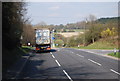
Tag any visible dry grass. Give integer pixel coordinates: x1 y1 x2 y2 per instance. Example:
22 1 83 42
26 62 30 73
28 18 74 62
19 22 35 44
58 32 84 37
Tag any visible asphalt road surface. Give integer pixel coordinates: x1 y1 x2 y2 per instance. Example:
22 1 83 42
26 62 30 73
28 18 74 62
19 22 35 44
17 48 120 80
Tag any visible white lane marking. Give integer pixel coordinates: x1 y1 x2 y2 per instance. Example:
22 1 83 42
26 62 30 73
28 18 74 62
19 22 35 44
55 60 61 66
78 49 98 54
88 59 102 66
110 69 120 75
63 70 73 81
86 51 96 54
78 49 100 55
52 54 55 58
76 54 84 58
102 50 113 51
50 52 52 54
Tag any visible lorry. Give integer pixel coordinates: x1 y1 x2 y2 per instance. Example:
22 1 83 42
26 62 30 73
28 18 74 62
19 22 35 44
35 29 51 52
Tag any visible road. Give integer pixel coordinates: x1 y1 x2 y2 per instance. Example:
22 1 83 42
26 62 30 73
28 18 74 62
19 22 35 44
17 48 120 80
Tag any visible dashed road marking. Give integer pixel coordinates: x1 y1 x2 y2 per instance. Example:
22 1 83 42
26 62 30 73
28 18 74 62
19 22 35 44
110 69 120 75
55 60 61 66
52 54 55 58
76 54 84 58
63 70 73 81
88 59 102 66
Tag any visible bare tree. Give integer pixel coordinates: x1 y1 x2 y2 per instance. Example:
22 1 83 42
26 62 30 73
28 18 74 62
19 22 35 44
22 23 35 45
85 15 97 43
88 14 97 23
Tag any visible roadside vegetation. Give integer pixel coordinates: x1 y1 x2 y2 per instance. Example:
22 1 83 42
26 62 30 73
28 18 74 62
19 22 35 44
70 38 118 49
32 15 118 50
108 52 120 58
3 47 31 71
2 2 31 72
53 15 118 50
21 46 34 53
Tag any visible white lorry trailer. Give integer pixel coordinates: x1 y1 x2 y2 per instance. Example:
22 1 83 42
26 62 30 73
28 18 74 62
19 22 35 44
35 29 51 52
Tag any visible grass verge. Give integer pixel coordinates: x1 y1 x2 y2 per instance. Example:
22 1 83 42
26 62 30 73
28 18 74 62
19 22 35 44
21 46 34 53
3 46 32 73
70 39 118 50
108 52 120 58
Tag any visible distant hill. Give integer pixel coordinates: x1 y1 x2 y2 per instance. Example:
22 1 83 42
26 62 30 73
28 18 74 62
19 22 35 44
97 17 118 24
33 17 118 31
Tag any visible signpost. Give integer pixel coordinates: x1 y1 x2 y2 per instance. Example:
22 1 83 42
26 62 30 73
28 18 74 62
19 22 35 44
51 29 55 47
114 48 117 55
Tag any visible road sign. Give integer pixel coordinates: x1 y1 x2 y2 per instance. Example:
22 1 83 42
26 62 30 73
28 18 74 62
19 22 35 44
52 37 55 40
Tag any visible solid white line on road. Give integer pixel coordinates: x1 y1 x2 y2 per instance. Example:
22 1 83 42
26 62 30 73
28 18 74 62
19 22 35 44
76 54 84 58
102 50 113 51
78 49 98 54
88 59 102 66
63 70 73 81
50 52 52 55
52 54 55 58
86 51 96 54
55 60 61 66
110 69 120 75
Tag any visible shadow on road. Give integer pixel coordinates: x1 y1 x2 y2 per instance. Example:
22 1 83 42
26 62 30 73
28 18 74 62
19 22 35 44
2 55 30 79
17 56 64 79
18 59 45 79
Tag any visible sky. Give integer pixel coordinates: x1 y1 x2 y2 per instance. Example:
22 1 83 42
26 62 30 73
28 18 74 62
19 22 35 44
26 2 118 25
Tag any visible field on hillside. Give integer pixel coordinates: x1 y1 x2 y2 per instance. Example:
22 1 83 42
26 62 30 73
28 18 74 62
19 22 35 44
65 29 85 32
58 32 84 37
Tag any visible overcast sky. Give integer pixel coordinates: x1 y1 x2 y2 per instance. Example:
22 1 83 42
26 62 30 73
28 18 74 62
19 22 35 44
26 2 118 25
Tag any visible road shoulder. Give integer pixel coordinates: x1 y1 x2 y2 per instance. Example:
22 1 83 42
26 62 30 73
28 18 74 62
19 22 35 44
102 54 120 61
77 49 120 61
3 52 31 79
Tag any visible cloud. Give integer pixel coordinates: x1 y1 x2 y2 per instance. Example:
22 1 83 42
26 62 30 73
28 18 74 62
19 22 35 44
49 6 60 10
48 13 59 17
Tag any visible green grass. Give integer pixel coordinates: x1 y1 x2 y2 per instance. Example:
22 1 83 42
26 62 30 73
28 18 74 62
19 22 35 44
108 52 120 58
22 46 34 53
85 41 117 49
70 40 118 50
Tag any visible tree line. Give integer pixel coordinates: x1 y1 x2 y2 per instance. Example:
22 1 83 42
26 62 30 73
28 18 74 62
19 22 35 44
2 2 34 72
30 15 118 47
65 15 118 47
